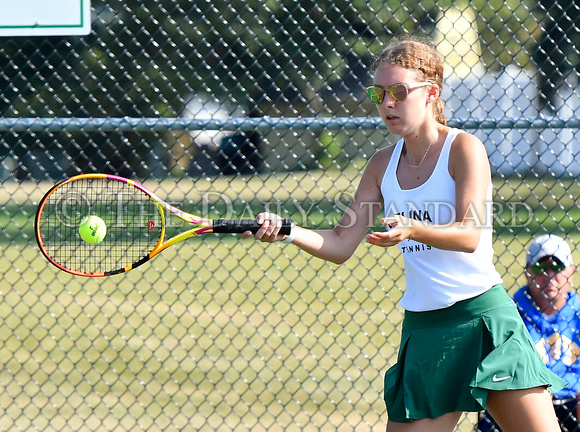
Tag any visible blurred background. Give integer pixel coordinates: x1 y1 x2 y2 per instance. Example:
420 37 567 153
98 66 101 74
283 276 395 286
0 0 579 431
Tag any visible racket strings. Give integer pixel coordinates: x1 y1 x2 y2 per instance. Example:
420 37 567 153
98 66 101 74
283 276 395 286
38 178 162 275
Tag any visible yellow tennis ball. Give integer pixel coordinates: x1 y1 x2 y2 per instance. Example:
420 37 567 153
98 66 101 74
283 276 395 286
79 215 107 243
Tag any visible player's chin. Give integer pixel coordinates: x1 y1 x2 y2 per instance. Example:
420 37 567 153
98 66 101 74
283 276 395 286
382 122 407 136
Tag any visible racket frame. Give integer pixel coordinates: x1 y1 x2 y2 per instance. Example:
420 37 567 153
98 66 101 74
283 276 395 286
35 173 291 277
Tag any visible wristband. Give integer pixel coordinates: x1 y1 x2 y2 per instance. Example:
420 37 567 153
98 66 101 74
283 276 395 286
282 225 296 243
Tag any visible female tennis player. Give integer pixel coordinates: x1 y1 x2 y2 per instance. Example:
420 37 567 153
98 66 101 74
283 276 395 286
244 35 564 432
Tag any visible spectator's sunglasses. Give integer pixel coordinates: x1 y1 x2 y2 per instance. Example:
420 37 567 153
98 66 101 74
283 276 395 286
530 258 566 275
367 82 432 104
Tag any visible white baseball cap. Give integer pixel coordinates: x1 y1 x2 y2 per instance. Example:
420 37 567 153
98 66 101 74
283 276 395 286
526 234 573 268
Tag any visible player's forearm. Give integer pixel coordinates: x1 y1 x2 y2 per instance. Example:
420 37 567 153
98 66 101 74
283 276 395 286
288 226 360 264
410 222 482 253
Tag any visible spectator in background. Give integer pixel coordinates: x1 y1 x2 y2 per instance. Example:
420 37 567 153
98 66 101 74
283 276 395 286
478 234 580 432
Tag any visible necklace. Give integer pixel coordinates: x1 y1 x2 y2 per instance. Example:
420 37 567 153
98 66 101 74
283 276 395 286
408 134 436 168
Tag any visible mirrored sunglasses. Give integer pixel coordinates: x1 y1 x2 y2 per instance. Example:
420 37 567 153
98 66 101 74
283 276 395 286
530 259 566 275
367 82 432 104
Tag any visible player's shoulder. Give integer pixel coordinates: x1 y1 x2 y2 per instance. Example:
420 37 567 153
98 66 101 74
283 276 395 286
369 142 397 165
365 143 397 178
450 129 487 155
448 129 490 178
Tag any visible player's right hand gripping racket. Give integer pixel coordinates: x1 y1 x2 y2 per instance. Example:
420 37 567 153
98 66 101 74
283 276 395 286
35 173 292 277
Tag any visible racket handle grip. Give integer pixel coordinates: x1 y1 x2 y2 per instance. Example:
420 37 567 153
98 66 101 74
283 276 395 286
213 218 293 235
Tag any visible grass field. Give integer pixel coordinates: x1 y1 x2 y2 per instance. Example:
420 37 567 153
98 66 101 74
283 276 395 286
0 171 578 431
1 239 402 431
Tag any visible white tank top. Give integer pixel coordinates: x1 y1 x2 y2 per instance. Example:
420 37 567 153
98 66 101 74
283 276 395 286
380 129 503 311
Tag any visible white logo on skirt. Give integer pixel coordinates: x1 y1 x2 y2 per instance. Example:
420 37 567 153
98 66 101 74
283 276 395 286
492 374 512 382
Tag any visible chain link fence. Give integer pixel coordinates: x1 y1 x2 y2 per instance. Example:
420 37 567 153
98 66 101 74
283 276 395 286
1 0 579 431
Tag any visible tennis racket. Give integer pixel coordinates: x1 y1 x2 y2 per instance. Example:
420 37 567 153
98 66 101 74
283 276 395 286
35 173 292 277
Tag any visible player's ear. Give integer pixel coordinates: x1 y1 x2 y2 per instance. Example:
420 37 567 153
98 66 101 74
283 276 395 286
427 83 440 102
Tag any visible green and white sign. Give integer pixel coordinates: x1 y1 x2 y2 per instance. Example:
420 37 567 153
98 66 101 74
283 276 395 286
0 0 90 36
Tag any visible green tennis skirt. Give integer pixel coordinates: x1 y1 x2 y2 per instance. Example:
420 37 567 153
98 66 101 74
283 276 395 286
384 284 566 423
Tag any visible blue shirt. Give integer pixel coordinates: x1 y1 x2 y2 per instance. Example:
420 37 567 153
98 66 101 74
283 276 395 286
513 287 580 399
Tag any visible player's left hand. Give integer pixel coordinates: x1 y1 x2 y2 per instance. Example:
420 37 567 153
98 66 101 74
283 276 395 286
366 214 415 247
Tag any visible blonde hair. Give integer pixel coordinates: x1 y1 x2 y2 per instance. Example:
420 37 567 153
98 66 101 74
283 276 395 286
372 35 446 125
